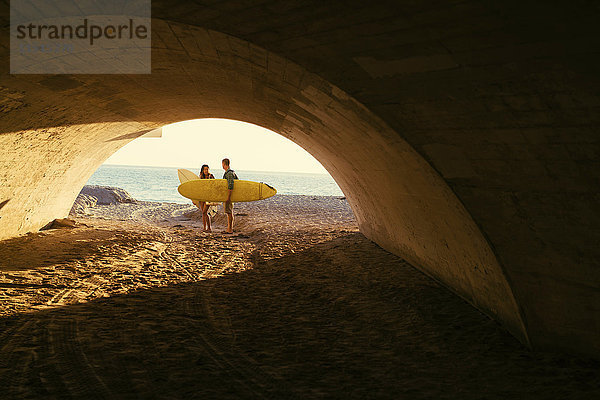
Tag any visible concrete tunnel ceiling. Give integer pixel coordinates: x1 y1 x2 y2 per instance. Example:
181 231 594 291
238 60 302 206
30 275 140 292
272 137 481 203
0 1 599 357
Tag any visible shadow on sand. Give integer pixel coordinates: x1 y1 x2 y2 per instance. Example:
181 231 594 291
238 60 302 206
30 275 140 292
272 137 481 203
0 234 598 399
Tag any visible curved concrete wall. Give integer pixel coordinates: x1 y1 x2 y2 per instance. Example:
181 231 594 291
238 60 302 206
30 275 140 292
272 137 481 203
1 1 599 355
0 22 527 345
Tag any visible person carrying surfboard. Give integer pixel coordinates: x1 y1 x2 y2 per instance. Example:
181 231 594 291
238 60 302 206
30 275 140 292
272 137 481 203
199 164 215 232
222 158 238 234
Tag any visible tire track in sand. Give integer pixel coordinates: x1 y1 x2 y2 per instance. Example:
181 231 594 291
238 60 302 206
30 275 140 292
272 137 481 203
47 316 113 399
0 319 35 398
182 248 296 399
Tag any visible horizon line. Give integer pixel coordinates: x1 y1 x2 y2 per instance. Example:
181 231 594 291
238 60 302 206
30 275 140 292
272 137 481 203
102 162 330 175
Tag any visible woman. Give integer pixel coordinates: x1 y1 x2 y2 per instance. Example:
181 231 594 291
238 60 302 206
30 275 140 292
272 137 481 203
199 164 215 232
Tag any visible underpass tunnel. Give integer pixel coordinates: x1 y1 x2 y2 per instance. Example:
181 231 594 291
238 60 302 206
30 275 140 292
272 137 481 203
0 24 527 350
1 2 599 358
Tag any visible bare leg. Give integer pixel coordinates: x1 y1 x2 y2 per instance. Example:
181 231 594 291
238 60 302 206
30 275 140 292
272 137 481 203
226 212 234 233
200 202 208 231
203 204 211 232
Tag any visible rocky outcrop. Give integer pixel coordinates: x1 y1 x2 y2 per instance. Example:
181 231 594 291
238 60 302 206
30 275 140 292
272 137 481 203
70 185 136 215
80 185 137 205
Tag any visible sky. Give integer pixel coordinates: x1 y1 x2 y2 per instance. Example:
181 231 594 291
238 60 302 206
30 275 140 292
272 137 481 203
104 118 328 174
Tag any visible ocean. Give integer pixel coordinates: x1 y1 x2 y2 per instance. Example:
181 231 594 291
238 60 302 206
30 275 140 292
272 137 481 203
86 164 344 204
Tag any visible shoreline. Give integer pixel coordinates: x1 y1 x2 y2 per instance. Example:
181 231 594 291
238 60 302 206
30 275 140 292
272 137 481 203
87 165 345 203
87 193 348 208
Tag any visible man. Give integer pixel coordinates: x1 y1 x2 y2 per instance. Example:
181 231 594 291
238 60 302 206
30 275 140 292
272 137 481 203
221 158 238 234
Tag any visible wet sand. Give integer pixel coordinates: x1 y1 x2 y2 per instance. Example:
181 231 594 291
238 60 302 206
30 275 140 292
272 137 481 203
0 195 598 399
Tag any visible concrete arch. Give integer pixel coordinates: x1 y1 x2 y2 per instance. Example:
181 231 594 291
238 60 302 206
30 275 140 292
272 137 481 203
3 0 600 357
0 22 529 344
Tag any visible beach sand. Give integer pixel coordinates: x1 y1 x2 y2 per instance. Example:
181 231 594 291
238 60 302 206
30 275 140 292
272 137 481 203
0 194 598 399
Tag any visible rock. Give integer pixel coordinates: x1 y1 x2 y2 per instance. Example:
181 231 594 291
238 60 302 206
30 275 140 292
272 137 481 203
70 185 137 215
70 193 98 214
40 218 77 230
79 185 136 205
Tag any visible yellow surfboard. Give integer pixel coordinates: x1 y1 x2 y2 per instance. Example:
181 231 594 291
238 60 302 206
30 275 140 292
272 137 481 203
177 169 220 209
178 179 276 202
177 168 200 183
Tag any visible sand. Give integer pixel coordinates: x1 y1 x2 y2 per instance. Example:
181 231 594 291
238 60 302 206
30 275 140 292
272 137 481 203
0 194 598 399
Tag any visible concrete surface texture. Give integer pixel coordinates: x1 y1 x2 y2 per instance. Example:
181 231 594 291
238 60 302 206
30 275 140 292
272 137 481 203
0 1 598 356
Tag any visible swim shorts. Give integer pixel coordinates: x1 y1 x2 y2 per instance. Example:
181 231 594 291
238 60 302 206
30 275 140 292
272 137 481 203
223 201 234 214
